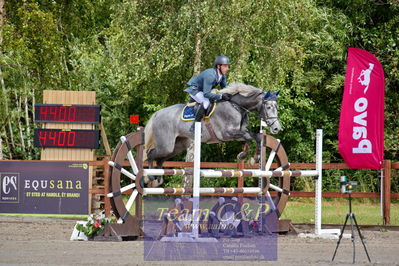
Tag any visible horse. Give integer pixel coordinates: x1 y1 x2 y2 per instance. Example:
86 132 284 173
143 82 281 186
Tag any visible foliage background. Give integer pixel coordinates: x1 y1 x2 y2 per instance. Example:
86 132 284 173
0 0 398 192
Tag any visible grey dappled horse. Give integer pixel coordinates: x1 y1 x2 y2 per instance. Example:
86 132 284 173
144 83 281 186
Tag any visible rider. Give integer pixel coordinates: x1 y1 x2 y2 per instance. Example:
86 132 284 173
184 55 232 133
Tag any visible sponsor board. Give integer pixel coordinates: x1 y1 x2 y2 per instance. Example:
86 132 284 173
0 161 88 214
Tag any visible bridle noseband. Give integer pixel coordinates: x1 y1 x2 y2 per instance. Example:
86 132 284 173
260 99 279 128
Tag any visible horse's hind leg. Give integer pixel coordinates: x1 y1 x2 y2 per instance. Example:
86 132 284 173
142 158 155 186
145 150 166 187
148 137 191 188
145 145 173 187
148 159 165 187
147 139 176 160
237 142 250 161
170 137 192 158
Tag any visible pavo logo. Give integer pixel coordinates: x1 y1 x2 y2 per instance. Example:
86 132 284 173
358 63 374 94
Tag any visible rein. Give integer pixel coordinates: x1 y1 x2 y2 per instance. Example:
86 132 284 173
230 101 252 114
228 101 250 129
229 96 280 128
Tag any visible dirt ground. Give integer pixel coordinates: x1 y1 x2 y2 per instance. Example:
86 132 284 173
0 216 398 265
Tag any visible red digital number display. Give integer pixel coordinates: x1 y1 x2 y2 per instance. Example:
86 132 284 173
34 104 101 124
34 129 100 149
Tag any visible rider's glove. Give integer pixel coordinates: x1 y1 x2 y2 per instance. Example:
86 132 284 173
221 93 232 101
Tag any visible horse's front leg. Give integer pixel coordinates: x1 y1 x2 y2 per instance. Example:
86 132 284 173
251 132 262 164
227 130 258 162
239 131 262 165
237 142 250 161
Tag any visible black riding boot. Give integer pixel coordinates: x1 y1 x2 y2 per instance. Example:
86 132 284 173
189 104 206 133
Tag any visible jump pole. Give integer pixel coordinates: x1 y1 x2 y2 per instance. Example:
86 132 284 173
299 129 341 239
315 129 323 235
159 121 217 242
144 169 318 178
108 126 338 239
192 121 201 239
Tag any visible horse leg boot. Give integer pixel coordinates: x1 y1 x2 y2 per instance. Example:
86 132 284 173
189 104 206 133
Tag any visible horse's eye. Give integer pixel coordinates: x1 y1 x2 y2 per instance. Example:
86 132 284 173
267 106 271 110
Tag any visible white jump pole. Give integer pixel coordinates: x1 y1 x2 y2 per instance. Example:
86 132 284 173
315 129 323 235
192 121 201 239
143 187 263 195
316 129 341 237
300 129 341 239
199 169 318 178
158 122 216 243
143 168 318 178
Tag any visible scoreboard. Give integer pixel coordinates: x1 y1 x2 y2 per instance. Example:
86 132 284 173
34 104 101 123
34 104 101 149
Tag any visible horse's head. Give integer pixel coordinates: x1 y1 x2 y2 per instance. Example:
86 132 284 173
260 90 281 134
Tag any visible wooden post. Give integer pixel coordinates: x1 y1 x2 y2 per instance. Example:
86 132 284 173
99 122 112 156
237 161 245 204
0 136 3 160
103 157 111 217
135 131 144 226
383 160 391 225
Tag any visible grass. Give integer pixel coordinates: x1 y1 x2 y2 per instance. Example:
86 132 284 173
2 198 398 226
130 197 399 226
281 199 399 225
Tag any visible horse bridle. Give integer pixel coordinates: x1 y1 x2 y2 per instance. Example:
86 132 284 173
260 100 280 127
228 98 279 128
263 116 279 127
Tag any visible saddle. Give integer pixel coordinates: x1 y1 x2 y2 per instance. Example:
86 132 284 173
181 101 220 144
181 101 217 121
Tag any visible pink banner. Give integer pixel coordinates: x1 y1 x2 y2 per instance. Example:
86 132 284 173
338 48 385 169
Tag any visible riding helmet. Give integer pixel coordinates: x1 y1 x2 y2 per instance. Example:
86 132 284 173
214 55 231 67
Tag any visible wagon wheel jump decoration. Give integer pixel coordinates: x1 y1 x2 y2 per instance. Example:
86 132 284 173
106 127 297 237
260 134 291 218
107 130 144 227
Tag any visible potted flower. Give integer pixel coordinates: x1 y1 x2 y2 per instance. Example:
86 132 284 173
76 212 116 240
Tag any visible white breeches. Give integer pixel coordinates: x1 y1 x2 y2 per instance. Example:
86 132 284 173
190 92 210 109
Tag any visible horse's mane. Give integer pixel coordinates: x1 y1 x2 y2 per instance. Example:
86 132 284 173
219 82 263 97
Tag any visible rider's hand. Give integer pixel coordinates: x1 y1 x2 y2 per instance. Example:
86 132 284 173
221 93 232 101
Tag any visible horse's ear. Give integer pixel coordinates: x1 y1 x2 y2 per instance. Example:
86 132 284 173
264 91 271 99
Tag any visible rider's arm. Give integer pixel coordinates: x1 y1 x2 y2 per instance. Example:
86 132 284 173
203 75 223 101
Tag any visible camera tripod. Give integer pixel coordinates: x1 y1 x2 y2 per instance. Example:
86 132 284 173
332 192 371 263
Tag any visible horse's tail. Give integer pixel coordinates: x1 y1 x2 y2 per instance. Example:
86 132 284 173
143 113 156 162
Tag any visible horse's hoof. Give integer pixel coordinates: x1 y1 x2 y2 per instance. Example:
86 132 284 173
248 157 256 166
140 176 145 188
149 177 163 188
157 176 163 184
237 152 247 161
